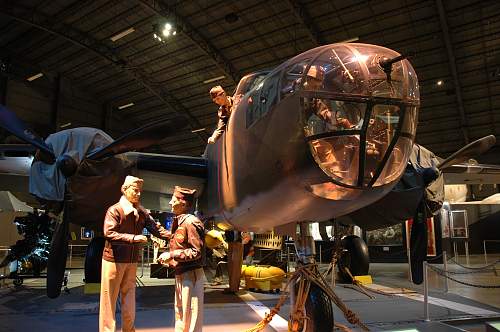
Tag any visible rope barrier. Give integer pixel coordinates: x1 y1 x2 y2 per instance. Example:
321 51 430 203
448 257 500 270
427 264 500 289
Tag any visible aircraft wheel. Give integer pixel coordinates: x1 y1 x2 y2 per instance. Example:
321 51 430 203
338 235 369 281
84 237 105 283
294 283 334 332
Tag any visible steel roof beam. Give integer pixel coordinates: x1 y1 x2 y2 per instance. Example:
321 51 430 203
285 0 324 45
0 3 207 143
435 0 469 144
138 0 241 84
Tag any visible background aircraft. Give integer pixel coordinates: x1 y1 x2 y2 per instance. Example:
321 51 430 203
0 42 497 330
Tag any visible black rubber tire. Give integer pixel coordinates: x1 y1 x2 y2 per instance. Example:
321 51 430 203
46 215 69 298
301 283 334 332
338 235 370 281
84 237 105 283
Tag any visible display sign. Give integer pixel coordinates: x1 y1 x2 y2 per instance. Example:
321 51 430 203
450 210 468 239
80 227 94 240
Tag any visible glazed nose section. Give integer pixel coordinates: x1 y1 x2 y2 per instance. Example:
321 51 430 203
305 102 415 187
289 42 420 188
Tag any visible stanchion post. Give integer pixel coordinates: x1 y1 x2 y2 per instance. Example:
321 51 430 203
443 251 448 293
483 240 488 264
465 241 470 266
69 244 73 268
319 244 322 264
424 261 430 321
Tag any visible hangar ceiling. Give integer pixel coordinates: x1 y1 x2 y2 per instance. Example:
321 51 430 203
0 0 499 161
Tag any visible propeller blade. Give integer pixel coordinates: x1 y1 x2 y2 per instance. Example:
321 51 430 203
409 200 428 285
46 210 69 298
0 104 55 162
438 135 496 170
86 116 188 160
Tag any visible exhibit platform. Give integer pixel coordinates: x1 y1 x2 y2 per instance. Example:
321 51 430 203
0 256 499 331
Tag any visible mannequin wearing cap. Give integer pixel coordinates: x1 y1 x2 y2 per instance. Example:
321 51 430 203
99 176 170 332
207 85 233 144
158 186 205 332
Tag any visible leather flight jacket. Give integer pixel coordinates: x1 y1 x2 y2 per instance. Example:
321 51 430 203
102 200 170 263
169 213 205 275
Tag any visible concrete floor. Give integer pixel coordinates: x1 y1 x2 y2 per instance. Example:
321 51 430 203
0 255 499 331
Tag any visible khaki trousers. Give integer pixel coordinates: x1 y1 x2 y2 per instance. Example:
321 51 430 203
174 268 205 332
227 242 243 292
99 259 137 332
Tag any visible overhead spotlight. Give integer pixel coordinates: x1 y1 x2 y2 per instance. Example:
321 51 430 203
153 23 176 44
162 22 176 37
437 80 443 86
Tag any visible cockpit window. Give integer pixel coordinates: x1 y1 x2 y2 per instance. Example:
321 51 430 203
235 72 268 97
280 59 311 99
246 72 280 127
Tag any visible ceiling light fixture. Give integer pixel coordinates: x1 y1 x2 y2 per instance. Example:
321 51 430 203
118 102 134 110
340 37 359 43
203 75 225 84
26 73 43 81
191 128 206 133
437 80 443 86
60 122 72 128
110 27 135 42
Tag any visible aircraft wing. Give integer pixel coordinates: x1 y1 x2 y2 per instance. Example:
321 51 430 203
442 162 500 184
0 148 208 212
127 152 207 212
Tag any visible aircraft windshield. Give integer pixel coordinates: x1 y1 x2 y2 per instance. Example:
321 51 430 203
234 71 269 97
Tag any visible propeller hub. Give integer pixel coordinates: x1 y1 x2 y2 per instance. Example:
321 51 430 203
56 154 78 178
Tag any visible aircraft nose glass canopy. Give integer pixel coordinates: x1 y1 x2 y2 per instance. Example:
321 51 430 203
294 43 419 188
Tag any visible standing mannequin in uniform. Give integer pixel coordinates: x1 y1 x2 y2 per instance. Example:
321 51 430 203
207 85 234 144
158 186 205 332
99 175 170 332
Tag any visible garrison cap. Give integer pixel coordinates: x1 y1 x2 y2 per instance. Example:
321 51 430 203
173 186 197 204
122 175 143 189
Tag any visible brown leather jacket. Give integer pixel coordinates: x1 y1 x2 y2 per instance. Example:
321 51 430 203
102 199 170 263
169 213 205 275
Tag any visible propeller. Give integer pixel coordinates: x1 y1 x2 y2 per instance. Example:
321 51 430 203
46 205 70 298
0 104 189 297
409 135 496 284
87 116 188 160
0 104 55 163
437 135 496 170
